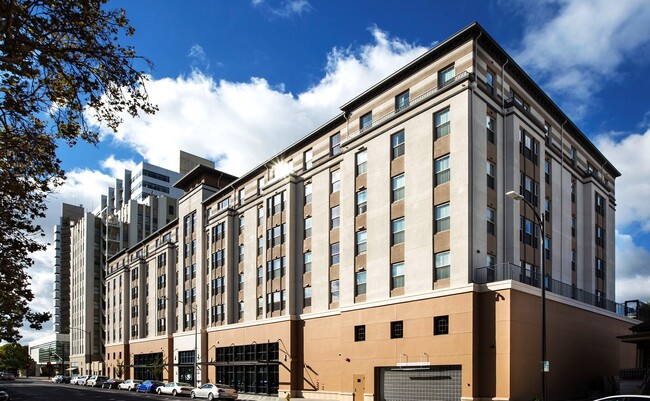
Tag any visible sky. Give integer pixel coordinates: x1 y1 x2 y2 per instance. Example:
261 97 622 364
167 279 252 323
18 0 650 344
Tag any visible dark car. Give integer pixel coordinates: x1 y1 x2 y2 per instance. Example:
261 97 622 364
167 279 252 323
102 378 124 389
0 374 15 381
136 380 164 393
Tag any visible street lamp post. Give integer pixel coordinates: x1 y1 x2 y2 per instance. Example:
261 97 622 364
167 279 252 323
506 190 547 401
162 296 198 387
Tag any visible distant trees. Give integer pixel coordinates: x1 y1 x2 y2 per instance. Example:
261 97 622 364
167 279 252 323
0 0 156 342
0 343 31 371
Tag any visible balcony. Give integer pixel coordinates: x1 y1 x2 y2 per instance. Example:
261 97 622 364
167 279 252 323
474 262 627 315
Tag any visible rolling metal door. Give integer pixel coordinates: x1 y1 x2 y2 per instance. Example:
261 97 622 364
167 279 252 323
378 365 462 401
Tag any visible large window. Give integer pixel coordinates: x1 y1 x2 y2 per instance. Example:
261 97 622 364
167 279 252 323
330 242 340 265
435 109 451 138
356 150 368 175
390 321 404 339
519 129 539 164
486 115 495 143
330 279 340 303
395 90 410 111
434 316 449 335
520 173 539 206
391 218 405 245
303 252 312 273
330 132 341 156
391 131 405 159
304 217 312 238
304 149 313 170
391 262 404 289
356 230 367 254
303 287 312 308
435 155 450 185
435 203 450 232
391 174 405 202
266 192 284 216
487 207 495 235
438 65 455 87
435 251 450 280
304 182 312 204
355 271 367 296
331 169 341 193
360 111 373 131
487 162 496 189
330 205 340 229
356 189 367 215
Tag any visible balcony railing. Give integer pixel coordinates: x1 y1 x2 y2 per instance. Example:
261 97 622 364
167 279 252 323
474 262 627 316
346 70 471 141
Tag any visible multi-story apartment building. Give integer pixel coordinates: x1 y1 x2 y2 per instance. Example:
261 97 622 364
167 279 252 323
104 23 636 401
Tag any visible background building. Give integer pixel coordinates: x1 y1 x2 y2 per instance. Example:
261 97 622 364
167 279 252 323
104 23 638 401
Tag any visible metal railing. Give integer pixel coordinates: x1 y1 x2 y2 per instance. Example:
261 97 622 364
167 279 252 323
474 262 627 315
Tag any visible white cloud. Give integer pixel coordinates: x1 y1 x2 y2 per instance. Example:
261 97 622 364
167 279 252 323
615 231 650 302
188 44 210 71
514 0 650 118
252 0 312 18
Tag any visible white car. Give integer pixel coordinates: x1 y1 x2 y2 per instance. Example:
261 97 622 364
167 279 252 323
86 375 109 387
190 383 238 400
74 375 89 385
157 382 194 397
117 379 142 391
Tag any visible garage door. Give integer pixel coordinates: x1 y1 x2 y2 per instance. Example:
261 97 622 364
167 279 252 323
378 365 462 401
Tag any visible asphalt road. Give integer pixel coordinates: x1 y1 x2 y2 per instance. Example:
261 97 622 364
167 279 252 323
0 379 186 401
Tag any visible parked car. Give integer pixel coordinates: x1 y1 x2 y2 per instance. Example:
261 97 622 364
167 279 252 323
86 375 109 387
190 383 238 400
136 380 164 393
157 382 194 397
73 375 88 385
117 379 142 391
69 376 80 385
51 375 62 383
102 378 124 389
594 397 650 401
0 374 15 381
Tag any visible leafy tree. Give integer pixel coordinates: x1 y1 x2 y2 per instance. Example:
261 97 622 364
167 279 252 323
0 343 31 371
0 0 156 342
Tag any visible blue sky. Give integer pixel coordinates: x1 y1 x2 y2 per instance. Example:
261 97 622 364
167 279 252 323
23 0 650 344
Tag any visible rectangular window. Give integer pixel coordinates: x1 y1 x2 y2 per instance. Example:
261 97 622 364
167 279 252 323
596 257 605 279
360 111 373 131
355 271 367 296
434 316 449 335
391 218 405 245
545 198 551 222
304 182 313 205
257 266 263 286
267 192 284 216
435 155 450 185
438 65 455 87
257 236 263 256
330 132 341 156
595 193 605 216
486 115 495 143
435 109 451 138
356 230 367 254
238 273 245 291
519 129 539 164
487 207 495 235
571 215 577 238
356 150 368 175
571 178 577 203
303 251 312 273
487 162 496 190
257 297 263 316
435 251 450 280
391 262 405 289
257 177 264 195
545 237 551 260
520 217 537 246
486 70 494 94
330 279 340 303
520 173 539 206
304 217 312 238
331 205 340 229
395 90 410 111
435 203 450 232
356 189 368 215
303 287 312 308
354 325 366 342
392 174 405 202
238 188 246 206
596 225 605 247
304 148 313 170
391 131 405 159
330 243 340 265
572 250 576 271
257 207 264 226
390 321 404 339
331 169 341 193
545 160 551 184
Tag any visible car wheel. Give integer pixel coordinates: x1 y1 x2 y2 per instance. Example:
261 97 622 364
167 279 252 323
191 391 196 399
172 390 177 396
208 393 214 401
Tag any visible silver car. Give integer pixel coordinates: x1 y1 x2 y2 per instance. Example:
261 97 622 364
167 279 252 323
157 382 194 397
190 383 238 400
117 379 142 391
74 375 88 385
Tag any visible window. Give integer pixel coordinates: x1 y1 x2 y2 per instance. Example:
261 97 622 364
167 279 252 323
257 266 263 286
395 90 410 111
360 111 373 131
391 174 405 202
330 243 340 265
266 224 286 248
519 129 539 164
487 254 496 267
595 193 605 216
520 173 539 206
356 189 367 215
435 203 450 232
391 218 405 245
356 230 367 254
356 150 368 175
304 217 312 238
596 258 605 279
571 178 577 203
257 236 263 256
486 115 496 143
266 257 286 280
257 177 264 195
434 316 449 335
355 271 367 296
267 192 284 215
545 198 551 222
438 65 455 87
545 160 551 184
303 251 312 273
354 325 366 342
303 287 312 308
331 205 340 229
331 169 341 193
571 250 576 271
390 321 404 339
238 188 246 206
521 217 537 246
304 182 312 205
486 70 494 94
571 215 577 238
304 149 313 170
391 262 405 289
435 109 450 138
330 132 341 156
487 162 496 190
330 279 340 303
487 208 495 235
435 155 450 185
257 297 264 316
217 198 230 210
545 237 551 259
435 251 450 280
257 207 264 226
596 225 605 247
391 131 405 159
